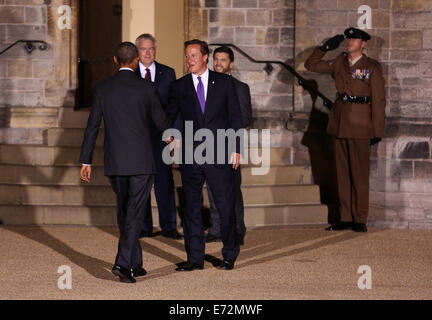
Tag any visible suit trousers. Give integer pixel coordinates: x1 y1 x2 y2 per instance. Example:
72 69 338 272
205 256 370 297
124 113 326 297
207 167 246 238
333 138 371 224
142 140 177 233
180 164 240 265
109 174 154 270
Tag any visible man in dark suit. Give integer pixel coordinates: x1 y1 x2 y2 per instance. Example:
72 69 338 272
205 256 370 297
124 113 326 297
79 42 171 283
206 46 252 246
134 33 182 240
166 39 244 271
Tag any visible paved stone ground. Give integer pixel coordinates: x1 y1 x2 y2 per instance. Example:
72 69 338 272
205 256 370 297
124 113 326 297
0 225 431 300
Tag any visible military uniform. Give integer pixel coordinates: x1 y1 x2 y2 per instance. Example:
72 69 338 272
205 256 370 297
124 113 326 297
304 29 386 226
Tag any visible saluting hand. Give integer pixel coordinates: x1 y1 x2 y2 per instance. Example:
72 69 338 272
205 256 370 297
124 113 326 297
319 34 345 52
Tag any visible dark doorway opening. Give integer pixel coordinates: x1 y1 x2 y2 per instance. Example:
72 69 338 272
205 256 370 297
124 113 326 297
77 0 122 109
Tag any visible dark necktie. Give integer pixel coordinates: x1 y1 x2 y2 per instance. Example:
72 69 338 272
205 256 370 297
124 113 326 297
197 76 205 114
145 68 151 81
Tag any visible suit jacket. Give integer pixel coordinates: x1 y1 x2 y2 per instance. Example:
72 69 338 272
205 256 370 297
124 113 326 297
166 70 244 165
135 61 176 107
304 47 386 139
136 61 177 140
79 70 171 176
232 76 252 128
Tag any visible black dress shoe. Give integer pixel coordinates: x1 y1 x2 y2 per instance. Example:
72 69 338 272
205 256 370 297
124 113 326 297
175 262 204 271
219 259 235 270
162 230 183 239
132 266 147 277
325 222 353 231
353 223 368 232
206 233 221 243
111 265 136 283
139 231 153 238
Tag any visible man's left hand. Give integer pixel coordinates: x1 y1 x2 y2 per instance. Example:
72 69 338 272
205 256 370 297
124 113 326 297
230 152 241 170
164 136 174 144
80 165 91 183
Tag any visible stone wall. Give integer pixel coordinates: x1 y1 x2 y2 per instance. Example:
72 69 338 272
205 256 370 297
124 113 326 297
187 0 432 228
1 0 432 228
0 0 76 144
294 0 432 228
370 1 432 229
188 0 295 141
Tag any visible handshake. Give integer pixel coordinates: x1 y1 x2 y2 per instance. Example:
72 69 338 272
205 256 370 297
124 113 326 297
319 34 345 52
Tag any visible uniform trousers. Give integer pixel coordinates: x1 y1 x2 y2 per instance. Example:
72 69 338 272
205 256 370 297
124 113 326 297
333 138 370 224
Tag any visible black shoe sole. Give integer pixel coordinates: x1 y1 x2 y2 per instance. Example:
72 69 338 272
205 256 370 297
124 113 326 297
175 266 204 272
325 227 352 231
219 266 234 270
132 270 147 277
175 263 204 271
325 223 353 231
112 269 136 283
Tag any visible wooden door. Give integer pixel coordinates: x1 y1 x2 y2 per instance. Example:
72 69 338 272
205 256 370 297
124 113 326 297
77 0 122 108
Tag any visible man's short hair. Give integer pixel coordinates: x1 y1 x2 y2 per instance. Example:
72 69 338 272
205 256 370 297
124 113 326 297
115 42 138 65
213 46 234 62
135 33 157 47
184 39 210 63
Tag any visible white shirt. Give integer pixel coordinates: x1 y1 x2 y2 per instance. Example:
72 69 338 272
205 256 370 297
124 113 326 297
139 61 156 82
191 68 209 100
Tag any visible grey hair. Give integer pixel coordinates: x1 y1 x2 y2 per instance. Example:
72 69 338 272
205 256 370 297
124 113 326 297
135 33 157 48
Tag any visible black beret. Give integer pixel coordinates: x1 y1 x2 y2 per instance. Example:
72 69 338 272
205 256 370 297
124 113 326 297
344 27 371 41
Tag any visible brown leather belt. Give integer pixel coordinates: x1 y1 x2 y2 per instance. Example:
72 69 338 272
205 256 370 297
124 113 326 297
337 92 370 104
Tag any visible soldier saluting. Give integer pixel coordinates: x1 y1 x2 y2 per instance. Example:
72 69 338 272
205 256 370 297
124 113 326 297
305 27 386 232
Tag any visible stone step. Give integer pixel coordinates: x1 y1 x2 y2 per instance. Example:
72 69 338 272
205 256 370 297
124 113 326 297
9 107 59 129
0 203 328 227
46 128 103 147
46 127 294 159
0 164 311 186
0 183 321 206
57 107 93 129
0 128 45 145
0 144 103 166
46 127 290 151
0 144 292 166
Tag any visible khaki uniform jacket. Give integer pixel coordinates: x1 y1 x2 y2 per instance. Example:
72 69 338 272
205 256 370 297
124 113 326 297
305 47 386 139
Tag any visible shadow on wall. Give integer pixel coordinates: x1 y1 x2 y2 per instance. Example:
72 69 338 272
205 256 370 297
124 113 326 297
299 84 339 224
287 46 339 224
